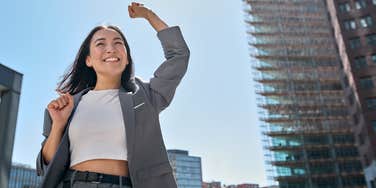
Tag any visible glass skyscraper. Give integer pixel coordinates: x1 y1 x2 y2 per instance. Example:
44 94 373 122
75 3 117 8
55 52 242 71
167 149 202 188
243 0 366 187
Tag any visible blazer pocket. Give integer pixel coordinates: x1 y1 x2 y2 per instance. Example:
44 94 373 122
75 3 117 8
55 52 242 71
133 102 145 111
136 162 172 181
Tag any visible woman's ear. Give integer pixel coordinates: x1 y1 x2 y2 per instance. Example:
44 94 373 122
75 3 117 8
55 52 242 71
86 56 92 67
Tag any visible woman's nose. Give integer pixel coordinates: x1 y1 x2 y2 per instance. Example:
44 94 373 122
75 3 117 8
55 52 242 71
105 44 116 53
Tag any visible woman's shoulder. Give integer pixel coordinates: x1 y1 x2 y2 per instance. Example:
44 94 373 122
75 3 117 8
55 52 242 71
133 77 152 97
134 76 149 85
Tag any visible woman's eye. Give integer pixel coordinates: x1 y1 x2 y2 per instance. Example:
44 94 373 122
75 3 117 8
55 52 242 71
96 43 104 46
115 42 123 45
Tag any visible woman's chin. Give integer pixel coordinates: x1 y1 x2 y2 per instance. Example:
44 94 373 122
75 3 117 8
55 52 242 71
97 70 124 78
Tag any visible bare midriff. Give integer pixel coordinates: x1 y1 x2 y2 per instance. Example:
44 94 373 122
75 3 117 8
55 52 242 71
70 159 129 177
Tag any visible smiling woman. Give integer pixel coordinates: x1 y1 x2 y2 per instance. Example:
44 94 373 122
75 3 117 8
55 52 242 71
35 2 190 188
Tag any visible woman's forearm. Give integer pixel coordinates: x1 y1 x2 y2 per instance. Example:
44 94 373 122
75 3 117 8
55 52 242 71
146 10 168 32
41 123 64 164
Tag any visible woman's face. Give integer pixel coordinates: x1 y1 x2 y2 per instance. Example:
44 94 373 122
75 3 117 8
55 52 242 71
86 28 128 79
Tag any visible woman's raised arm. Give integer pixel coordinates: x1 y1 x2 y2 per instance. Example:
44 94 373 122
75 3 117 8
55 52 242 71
128 2 190 113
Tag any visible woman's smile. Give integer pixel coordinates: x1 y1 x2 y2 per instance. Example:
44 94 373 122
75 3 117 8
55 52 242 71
103 57 121 63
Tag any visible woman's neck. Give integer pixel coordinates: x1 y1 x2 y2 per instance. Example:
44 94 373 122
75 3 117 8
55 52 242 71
93 75 121 91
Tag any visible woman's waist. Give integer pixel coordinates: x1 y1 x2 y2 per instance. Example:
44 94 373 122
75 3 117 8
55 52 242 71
70 159 129 177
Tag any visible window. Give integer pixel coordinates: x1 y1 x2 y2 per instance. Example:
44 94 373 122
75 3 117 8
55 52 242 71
360 16 373 27
334 134 354 144
367 34 376 46
366 98 376 110
360 77 374 89
354 56 367 69
339 3 351 12
336 148 358 157
372 121 376 132
358 133 364 145
349 37 361 49
344 19 357 30
372 54 376 63
355 0 367 9
373 0 376 5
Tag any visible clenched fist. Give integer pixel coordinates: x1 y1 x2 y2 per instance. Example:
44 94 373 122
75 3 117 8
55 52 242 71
128 2 150 19
47 92 74 131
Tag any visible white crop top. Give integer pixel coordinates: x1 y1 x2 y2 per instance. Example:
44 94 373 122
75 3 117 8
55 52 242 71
68 89 127 167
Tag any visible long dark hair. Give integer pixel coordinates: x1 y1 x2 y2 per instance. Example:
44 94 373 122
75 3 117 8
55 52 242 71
56 25 136 95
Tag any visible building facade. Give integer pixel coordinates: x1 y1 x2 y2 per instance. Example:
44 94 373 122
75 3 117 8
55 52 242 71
9 163 42 188
326 0 376 187
167 149 202 188
0 63 23 188
203 181 222 188
243 0 366 187
260 186 279 188
236 184 259 188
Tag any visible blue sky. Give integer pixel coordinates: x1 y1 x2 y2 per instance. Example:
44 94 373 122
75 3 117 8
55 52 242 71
0 0 267 186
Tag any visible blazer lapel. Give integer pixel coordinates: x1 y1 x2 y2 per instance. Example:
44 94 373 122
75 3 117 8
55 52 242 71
118 87 136 164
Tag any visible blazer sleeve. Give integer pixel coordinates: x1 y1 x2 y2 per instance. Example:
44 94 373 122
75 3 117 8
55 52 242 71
144 26 190 113
36 108 53 176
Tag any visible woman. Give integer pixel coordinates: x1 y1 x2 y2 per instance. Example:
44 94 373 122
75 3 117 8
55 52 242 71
36 2 190 188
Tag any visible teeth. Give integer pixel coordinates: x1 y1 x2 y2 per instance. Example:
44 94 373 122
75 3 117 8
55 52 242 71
104 57 119 62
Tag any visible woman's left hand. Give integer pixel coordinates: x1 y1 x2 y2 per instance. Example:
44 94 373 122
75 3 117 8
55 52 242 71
128 2 150 19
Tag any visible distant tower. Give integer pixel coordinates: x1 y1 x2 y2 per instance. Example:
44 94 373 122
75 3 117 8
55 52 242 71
243 0 366 187
167 149 202 188
9 162 42 188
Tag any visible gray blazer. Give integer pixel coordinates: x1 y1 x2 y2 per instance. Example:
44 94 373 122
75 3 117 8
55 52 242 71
36 26 190 188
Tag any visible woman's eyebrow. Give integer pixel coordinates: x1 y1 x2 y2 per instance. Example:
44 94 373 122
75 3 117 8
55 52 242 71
94 38 105 43
113 37 123 41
